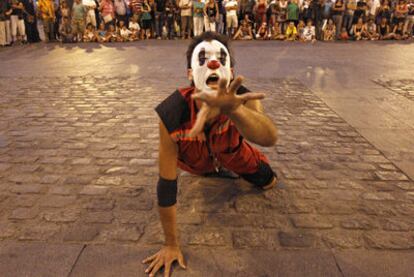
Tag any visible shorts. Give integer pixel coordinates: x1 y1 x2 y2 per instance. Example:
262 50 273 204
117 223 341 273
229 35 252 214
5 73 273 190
226 14 238 29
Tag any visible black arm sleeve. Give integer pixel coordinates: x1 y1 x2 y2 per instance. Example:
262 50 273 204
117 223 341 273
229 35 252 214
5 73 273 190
157 177 178 207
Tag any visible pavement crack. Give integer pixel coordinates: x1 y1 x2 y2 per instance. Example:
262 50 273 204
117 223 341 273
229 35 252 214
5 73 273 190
67 244 87 277
331 250 345 277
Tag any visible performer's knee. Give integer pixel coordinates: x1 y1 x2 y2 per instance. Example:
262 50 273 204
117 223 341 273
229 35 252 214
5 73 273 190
240 161 277 189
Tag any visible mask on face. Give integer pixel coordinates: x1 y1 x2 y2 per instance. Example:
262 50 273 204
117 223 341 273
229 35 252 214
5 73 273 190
190 40 232 94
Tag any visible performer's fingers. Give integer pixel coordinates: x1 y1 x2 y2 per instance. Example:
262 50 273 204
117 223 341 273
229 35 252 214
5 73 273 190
142 254 157 264
149 260 163 277
238 92 266 102
188 105 209 137
229 76 244 94
145 257 160 274
164 261 172 277
218 78 228 95
178 255 187 269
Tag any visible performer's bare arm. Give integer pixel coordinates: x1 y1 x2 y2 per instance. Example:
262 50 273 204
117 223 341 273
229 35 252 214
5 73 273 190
228 96 277 147
191 76 278 147
142 122 186 277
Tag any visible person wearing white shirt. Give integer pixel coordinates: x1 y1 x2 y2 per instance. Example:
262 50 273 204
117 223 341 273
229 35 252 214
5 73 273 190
368 0 380 18
224 0 238 37
83 0 97 27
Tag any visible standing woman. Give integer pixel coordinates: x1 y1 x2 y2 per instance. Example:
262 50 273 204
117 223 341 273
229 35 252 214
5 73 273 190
140 0 152 39
193 0 204 36
394 0 409 26
278 0 288 33
377 0 392 24
255 0 267 30
100 0 115 29
332 0 345 39
203 0 218 32
23 0 40 43
60 1 71 19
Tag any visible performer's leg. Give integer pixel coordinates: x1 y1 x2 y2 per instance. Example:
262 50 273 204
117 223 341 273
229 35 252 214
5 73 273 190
217 141 277 189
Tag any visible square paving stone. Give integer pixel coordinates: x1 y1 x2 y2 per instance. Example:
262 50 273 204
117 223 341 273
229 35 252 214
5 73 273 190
209 249 342 277
334 250 414 277
70 245 198 277
0 242 83 277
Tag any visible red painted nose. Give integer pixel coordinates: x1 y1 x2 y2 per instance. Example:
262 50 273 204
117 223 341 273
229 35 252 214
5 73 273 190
207 60 220 70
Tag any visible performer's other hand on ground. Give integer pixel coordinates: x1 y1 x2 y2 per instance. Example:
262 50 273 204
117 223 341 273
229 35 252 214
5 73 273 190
189 76 265 137
142 245 186 277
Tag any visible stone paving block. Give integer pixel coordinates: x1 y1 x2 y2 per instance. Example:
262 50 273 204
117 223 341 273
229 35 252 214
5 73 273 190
334 250 414 277
70 245 168 277
210 249 342 277
0 242 83 277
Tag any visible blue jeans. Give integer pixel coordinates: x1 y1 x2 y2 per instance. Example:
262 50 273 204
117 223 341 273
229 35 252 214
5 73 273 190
155 11 165 37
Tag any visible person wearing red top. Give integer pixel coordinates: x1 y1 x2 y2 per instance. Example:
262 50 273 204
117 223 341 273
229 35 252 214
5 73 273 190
142 31 278 277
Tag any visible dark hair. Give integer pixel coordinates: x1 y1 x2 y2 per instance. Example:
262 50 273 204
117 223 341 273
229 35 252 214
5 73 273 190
186 32 235 69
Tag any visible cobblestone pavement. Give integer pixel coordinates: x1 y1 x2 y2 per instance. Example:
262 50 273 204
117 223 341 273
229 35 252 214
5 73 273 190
374 79 414 101
0 75 413 253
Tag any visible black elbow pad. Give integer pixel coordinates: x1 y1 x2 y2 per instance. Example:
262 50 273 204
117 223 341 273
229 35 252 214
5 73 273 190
157 177 178 207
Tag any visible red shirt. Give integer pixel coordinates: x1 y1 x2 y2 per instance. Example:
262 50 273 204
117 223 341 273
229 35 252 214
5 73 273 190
155 87 268 175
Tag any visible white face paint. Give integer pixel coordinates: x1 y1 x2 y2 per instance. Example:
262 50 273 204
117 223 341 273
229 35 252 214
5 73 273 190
190 39 232 94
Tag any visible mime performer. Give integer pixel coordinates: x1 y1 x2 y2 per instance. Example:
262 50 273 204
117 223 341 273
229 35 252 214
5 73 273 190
143 32 279 277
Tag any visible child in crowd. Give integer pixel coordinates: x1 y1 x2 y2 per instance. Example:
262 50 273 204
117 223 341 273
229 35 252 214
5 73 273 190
129 16 141 41
97 22 107 42
83 23 98 42
285 21 298 41
352 17 367 40
378 17 394 40
297 20 306 41
106 24 120 42
323 19 336 41
59 17 74 43
339 27 349 40
233 19 254 40
301 19 316 42
120 24 133 41
270 22 286 40
393 21 409 40
366 18 379 40
117 21 130 41
256 22 269 39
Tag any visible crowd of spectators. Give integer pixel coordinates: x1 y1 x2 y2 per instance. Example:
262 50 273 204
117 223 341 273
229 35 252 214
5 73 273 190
0 0 413 45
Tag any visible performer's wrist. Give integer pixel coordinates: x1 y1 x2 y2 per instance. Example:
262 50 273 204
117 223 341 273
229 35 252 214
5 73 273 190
164 239 179 247
225 104 243 118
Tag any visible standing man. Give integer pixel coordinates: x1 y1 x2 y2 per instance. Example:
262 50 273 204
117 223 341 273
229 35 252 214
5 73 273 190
72 0 87 41
143 31 278 277
83 0 98 27
0 0 12 46
178 0 192 38
224 0 238 37
217 0 226 34
10 0 26 43
37 0 55 41
114 0 128 26
154 0 166 38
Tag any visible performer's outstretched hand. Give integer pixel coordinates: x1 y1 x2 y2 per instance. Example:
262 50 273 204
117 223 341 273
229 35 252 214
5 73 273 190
142 246 186 277
189 76 265 137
